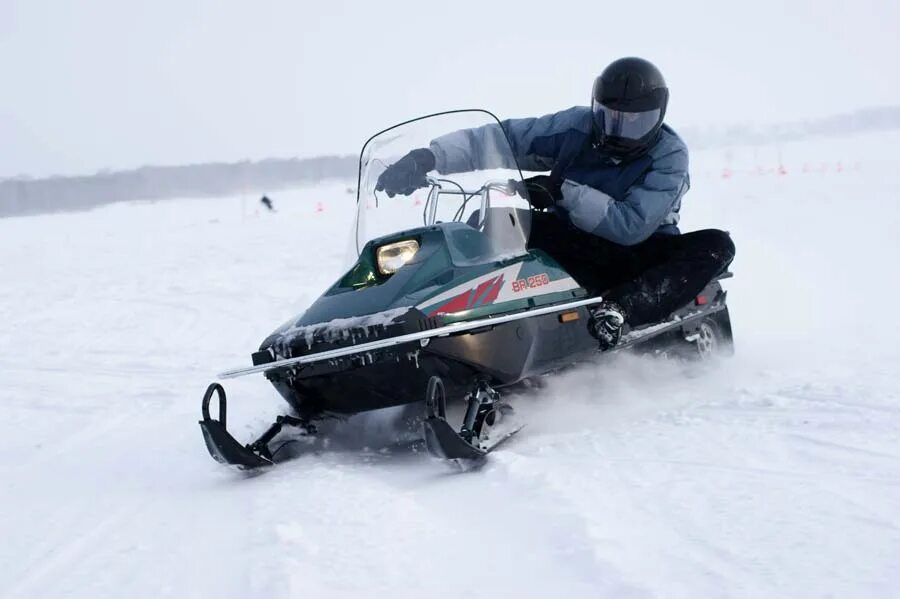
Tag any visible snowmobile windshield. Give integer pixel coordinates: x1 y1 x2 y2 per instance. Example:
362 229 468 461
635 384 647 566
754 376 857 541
354 110 530 267
592 100 661 140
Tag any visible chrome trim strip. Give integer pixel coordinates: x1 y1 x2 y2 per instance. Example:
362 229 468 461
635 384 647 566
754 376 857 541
218 296 603 379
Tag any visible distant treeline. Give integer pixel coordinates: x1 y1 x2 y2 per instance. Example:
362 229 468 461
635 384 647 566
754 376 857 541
3 105 899 218
681 105 900 150
0 155 357 218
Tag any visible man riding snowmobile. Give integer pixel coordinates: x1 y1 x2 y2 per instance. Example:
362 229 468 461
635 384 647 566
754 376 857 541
376 56 735 350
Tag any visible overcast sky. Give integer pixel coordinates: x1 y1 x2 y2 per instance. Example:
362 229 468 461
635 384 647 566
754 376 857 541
1 0 898 178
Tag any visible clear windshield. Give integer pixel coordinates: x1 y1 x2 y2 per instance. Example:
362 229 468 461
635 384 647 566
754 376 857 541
354 110 531 266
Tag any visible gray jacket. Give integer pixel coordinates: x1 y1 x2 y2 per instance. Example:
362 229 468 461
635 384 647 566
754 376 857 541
430 106 689 245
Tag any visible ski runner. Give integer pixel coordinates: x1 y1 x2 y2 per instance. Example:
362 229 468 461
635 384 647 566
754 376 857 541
375 57 735 350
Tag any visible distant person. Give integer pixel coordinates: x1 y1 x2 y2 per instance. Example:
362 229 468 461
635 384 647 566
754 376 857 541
375 56 735 350
260 195 275 212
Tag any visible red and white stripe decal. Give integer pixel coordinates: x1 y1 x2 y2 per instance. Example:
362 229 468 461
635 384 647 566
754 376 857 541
416 264 579 317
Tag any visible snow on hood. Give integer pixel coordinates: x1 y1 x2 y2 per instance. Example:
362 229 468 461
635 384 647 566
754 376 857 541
280 307 412 351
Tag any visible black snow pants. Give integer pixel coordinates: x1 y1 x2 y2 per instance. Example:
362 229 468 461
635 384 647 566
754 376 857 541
528 212 736 327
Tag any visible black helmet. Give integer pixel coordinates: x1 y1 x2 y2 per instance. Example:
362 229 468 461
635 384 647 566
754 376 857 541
592 57 669 157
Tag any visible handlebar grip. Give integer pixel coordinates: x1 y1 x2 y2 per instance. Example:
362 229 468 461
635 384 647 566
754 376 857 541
509 179 527 199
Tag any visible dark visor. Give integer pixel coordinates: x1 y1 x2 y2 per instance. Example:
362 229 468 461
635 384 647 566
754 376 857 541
592 100 661 140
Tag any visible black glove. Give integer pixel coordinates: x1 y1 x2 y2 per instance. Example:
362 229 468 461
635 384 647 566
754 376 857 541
375 148 436 197
521 175 562 210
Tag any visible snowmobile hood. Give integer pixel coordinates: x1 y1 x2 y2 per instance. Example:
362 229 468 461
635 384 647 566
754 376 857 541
257 221 584 362
259 223 496 358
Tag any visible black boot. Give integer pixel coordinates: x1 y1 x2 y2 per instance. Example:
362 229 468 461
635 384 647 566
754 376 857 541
589 302 626 351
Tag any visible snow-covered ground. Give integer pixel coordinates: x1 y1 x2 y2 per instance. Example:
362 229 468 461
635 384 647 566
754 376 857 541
2 131 899 598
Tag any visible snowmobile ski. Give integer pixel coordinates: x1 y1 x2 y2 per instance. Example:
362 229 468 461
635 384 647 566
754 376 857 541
423 418 524 460
421 376 523 460
199 383 314 469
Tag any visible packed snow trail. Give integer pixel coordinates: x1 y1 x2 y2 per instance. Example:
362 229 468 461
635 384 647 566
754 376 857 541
2 133 900 598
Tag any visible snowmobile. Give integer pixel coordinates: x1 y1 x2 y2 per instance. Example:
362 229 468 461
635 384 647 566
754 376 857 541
200 110 733 468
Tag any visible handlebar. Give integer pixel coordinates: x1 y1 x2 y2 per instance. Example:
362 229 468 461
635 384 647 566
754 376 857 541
420 177 527 227
424 177 523 198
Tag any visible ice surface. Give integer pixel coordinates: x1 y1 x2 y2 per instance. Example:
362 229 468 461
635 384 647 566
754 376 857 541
1 134 899 598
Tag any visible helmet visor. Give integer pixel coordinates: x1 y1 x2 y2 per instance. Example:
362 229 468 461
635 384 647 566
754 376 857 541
592 100 661 140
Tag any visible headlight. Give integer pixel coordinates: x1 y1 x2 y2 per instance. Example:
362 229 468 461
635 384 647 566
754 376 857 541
376 239 419 275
